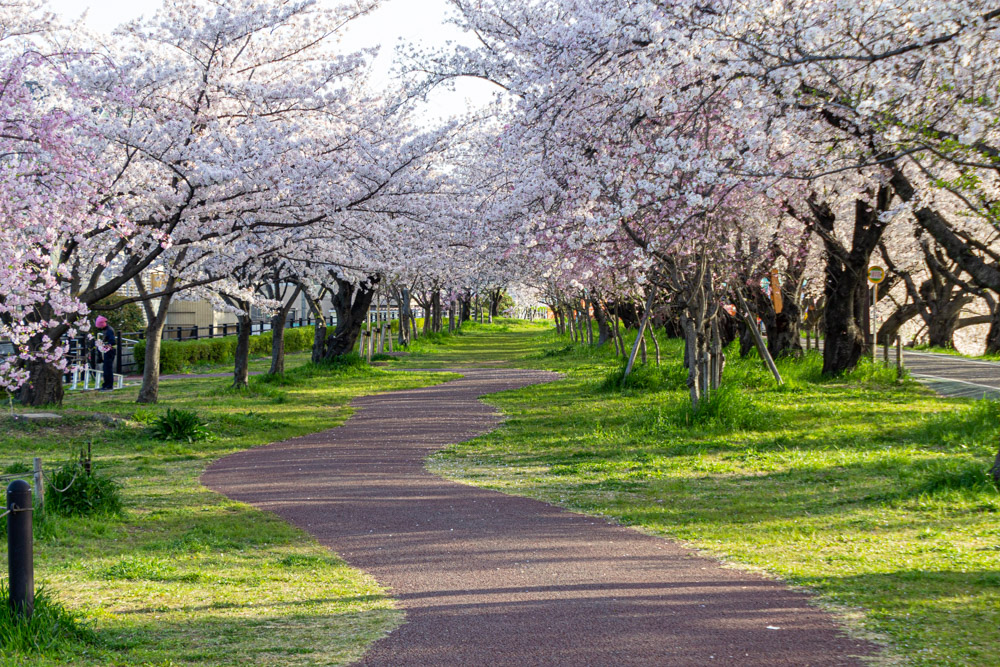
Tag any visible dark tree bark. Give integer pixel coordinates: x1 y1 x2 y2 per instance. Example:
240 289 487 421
489 288 503 319
431 290 442 333
991 439 1000 486
13 300 67 405
460 294 471 322
592 299 613 346
393 286 414 347
136 283 173 404
233 310 252 389
131 251 196 402
268 285 302 375
808 187 892 375
301 288 328 364
986 304 1000 355
17 358 64 407
877 302 921 346
322 276 379 358
717 311 738 349
738 320 755 358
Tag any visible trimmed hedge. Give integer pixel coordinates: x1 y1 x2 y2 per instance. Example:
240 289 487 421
134 326 316 374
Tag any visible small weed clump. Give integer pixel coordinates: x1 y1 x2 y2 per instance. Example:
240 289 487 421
842 356 906 386
0 583 94 655
310 352 374 375
149 408 210 442
540 344 574 358
45 463 123 518
656 383 771 431
598 361 686 393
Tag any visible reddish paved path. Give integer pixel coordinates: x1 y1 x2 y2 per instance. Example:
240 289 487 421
203 369 875 666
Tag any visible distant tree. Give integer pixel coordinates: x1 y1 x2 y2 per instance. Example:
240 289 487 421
92 295 145 334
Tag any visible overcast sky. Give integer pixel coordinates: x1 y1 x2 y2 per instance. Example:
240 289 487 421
44 0 499 123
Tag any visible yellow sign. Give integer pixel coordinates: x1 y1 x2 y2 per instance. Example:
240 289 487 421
867 266 886 284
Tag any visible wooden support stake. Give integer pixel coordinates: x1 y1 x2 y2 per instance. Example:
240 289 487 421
896 335 903 379
32 458 43 509
623 288 657 383
735 290 783 386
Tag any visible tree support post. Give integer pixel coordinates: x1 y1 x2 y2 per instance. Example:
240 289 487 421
623 288 657 383
32 458 43 509
736 290 783 386
896 335 904 380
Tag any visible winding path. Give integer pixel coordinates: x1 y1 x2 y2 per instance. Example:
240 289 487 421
203 369 875 666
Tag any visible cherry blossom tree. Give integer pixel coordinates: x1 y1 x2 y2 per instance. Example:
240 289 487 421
0 1 129 402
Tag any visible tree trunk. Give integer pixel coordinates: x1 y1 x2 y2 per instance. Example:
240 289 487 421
764 295 803 358
593 300 612 346
136 313 169 403
432 291 442 333
322 277 379 358
810 190 892 375
269 285 301 375
301 290 327 364
419 297 432 335
986 306 1000 355
927 313 960 349
991 438 1000 486
233 313 252 389
17 359 64 407
822 272 865 374
489 288 502 319
135 274 175 404
877 302 920 346
681 315 701 409
269 313 287 375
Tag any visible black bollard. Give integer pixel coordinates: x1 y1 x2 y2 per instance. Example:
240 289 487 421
7 480 33 618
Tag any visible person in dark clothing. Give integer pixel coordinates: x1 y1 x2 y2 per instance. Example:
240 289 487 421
95 316 117 391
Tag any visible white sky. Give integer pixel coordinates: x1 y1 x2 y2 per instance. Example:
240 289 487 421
44 0 500 123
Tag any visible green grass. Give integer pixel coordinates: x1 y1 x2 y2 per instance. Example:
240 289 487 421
1 356 456 665
384 320 1000 667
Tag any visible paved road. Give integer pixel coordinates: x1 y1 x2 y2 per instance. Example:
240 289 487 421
204 368 874 666
805 341 1000 400
901 350 1000 400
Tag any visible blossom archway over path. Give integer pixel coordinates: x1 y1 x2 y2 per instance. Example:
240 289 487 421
4 0 1000 408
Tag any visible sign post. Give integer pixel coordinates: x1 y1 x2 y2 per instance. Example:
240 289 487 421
868 267 886 361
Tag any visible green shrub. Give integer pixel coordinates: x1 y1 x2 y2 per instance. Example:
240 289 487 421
0 582 95 654
45 463 124 517
149 408 209 443
134 326 317 372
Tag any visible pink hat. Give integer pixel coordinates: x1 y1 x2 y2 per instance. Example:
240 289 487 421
95 316 108 328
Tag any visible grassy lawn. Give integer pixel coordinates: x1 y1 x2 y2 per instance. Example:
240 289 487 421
1 356 455 666
389 320 1000 667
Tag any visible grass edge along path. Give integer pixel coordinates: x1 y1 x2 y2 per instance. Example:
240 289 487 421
0 354 457 666
384 320 1000 667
